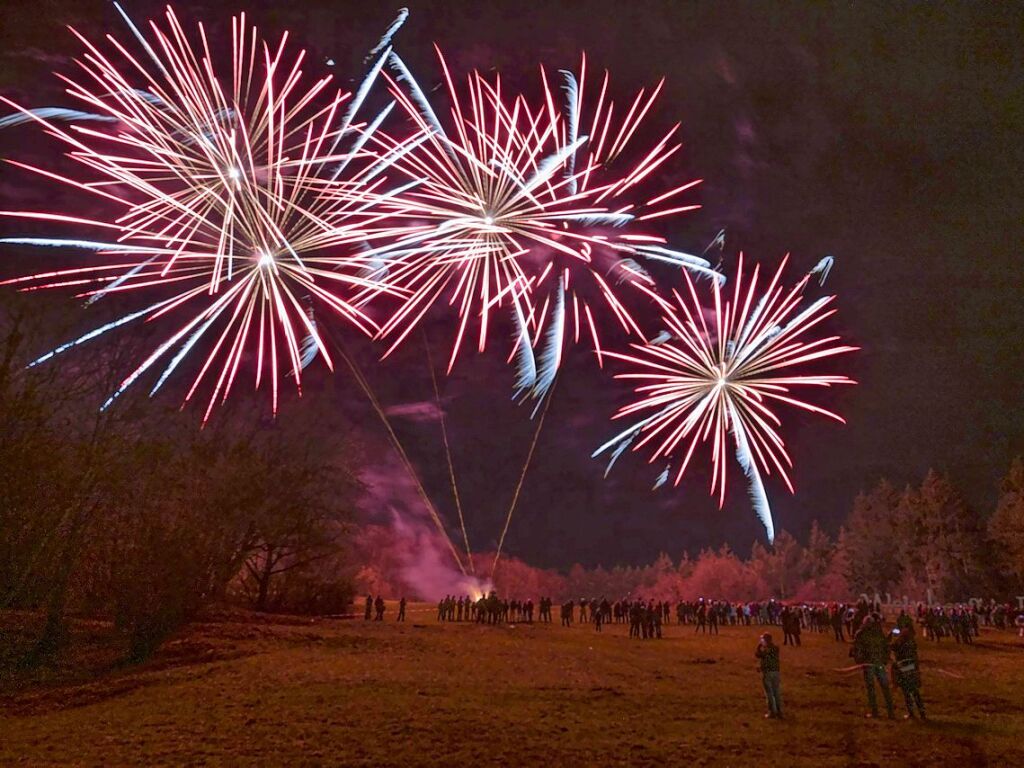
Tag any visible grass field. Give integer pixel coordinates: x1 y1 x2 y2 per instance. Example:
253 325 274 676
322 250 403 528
1 605 1022 766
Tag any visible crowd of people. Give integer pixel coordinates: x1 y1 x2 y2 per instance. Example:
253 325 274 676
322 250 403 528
432 594 557 624
917 605 978 642
360 590 1022 722
750 606 929 721
367 591 1022 642
554 598 669 638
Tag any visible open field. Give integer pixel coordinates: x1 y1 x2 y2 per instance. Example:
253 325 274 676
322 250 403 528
1 605 1022 767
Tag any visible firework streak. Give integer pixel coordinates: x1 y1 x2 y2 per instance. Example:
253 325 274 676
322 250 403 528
354 50 716 399
594 255 856 540
0 6 859 557
0 5 419 420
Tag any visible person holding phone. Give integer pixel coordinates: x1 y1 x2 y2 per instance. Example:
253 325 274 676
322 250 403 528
755 632 783 719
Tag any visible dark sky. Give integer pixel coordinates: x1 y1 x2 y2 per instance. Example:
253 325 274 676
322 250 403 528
1 1 1022 569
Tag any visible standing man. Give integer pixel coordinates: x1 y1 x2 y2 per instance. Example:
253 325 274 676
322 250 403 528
851 601 869 637
364 595 372 621
782 607 796 646
890 619 926 719
629 602 641 639
755 632 783 719
695 599 707 634
831 604 845 642
852 613 895 719
397 596 407 623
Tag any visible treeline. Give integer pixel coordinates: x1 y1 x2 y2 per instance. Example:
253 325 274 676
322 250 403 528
839 469 1021 603
0 302 358 662
483 466 1024 606
486 466 1024 605
352 466 1024 606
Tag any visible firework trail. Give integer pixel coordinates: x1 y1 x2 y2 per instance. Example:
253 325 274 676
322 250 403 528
0 5 417 421
356 50 717 399
350 49 722 573
594 255 856 541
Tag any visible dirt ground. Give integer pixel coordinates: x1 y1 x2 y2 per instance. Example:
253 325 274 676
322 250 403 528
1 605 1022 766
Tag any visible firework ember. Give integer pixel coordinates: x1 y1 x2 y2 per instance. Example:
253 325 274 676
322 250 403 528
594 255 856 540
358 50 716 398
0 4 415 420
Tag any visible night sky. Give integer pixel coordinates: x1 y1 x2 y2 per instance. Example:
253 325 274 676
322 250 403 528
1 1 1021 569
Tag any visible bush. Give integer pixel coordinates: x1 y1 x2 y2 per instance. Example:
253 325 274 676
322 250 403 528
264 568 356 616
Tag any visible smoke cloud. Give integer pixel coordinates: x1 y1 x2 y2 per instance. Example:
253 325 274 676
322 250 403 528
357 451 490 601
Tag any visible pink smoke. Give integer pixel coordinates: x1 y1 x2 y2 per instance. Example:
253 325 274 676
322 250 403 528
355 451 489 601
383 400 445 422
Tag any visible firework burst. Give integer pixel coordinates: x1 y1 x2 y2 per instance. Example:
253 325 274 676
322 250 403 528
0 5 414 420
594 255 856 541
357 50 717 397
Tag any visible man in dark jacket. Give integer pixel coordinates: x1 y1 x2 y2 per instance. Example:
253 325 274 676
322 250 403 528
853 613 895 719
695 599 708 634
890 618 926 719
755 633 783 718
831 604 845 642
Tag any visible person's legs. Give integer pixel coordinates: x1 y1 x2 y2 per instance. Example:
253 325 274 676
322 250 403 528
877 666 895 716
769 671 783 716
863 667 879 715
912 687 926 718
762 674 777 716
899 684 915 717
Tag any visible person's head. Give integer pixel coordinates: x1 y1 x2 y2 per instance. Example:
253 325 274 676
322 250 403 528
761 632 773 645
